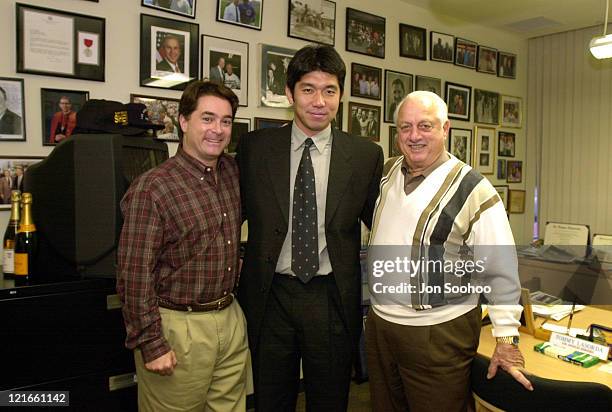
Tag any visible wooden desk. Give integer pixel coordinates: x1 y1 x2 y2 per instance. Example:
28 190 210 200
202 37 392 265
478 306 612 389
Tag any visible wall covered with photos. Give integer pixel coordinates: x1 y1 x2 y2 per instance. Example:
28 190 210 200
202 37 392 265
0 0 531 242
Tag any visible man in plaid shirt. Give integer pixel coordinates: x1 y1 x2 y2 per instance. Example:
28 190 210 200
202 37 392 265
117 81 247 412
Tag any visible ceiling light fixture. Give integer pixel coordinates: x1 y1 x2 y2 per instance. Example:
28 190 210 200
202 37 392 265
590 0 612 59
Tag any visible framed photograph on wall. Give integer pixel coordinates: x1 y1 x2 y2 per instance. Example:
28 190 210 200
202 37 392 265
333 102 343 130
448 127 472 165
346 8 385 59
140 14 199 90
202 35 249 106
384 70 413 123
498 51 517 79
41 88 89 146
227 117 251 153
288 0 336 46
474 126 495 174
260 44 297 108
217 0 263 30
389 126 401 157
500 95 522 127
474 88 499 125
415 75 442 96
477 45 498 74
399 23 426 60
348 102 381 141
506 160 523 183
497 131 515 157
16 4 106 81
445 82 471 121
254 117 288 129
494 185 509 210
430 31 454 63
497 159 507 180
142 0 197 19
508 189 526 214
0 78 26 142
0 157 45 208
351 63 382 100
130 94 181 142
454 38 477 69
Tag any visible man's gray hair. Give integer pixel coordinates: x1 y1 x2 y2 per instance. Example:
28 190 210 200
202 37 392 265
393 90 448 125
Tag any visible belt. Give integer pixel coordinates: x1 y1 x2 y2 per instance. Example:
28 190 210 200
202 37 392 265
158 294 234 312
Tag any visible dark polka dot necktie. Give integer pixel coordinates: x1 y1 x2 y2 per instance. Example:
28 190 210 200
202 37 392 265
291 138 319 283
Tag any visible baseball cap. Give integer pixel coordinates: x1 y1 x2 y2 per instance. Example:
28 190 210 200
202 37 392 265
74 99 161 136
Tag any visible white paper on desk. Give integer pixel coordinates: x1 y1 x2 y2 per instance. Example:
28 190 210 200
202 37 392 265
532 304 585 319
541 324 587 337
598 362 612 374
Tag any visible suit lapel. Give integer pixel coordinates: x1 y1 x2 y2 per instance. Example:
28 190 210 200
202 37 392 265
326 129 353 226
266 125 292 224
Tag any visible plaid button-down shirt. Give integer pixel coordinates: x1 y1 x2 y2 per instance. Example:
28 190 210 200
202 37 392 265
117 148 241 362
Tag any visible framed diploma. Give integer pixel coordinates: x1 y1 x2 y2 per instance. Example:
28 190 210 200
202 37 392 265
16 4 106 82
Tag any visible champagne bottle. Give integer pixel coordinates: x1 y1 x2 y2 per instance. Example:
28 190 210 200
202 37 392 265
2 190 21 279
14 192 37 286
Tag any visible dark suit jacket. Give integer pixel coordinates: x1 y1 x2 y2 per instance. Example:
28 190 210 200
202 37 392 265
0 109 22 135
236 124 383 351
156 59 182 73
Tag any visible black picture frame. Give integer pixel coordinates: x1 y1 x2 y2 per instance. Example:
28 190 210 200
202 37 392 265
445 82 471 122
217 0 263 30
415 75 442 96
498 51 517 79
474 88 500 125
399 23 426 60
0 157 45 208
142 0 197 19
350 63 382 100
477 45 498 74
454 37 477 69
389 125 401 157
254 117 288 129
130 93 181 142
430 31 454 63
498 131 516 157
287 0 336 46
448 127 472 165
227 117 251 154
384 70 413 123
332 101 344 131
41 88 89 146
140 14 199 90
348 102 381 141
0 77 26 142
202 35 249 107
16 4 106 82
346 8 385 59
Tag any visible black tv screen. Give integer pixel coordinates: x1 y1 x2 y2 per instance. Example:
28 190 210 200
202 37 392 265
25 134 169 281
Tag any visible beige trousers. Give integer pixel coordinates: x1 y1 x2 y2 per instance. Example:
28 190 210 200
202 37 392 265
134 300 248 412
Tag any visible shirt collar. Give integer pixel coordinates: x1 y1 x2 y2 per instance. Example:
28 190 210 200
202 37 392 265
175 147 227 178
291 122 332 154
401 151 450 179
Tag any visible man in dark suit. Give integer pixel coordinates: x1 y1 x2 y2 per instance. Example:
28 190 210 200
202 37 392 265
236 44 383 411
156 35 183 73
0 86 22 135
209 56 225 84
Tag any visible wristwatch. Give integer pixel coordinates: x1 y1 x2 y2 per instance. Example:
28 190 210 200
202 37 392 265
496 336 520 346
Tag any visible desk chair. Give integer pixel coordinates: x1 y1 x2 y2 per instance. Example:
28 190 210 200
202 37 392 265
470 354 612 412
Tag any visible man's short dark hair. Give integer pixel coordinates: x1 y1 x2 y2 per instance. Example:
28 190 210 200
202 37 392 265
0 87 6 100
177 80 239 142
286 44 346 95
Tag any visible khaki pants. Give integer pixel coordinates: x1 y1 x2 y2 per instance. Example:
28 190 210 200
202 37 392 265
135 300 248 412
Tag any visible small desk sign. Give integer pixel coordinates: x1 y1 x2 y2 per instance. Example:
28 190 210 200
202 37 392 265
550 332 610 361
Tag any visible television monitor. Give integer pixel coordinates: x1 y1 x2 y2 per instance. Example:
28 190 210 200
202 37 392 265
24 134 169 282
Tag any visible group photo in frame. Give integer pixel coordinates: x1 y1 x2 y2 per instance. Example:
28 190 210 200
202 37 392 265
477 45 498 74
41 88 89 146
140 14 199 90
474 126 495 174
430 31 454 63
217 0 263 30
202 35 249 106
474 88 499 125
0 157 44 207
415 75 441 96
508 189 526 214
130 94 181 142
384 70 413 123
498 51 517 79
17 4 106 82
142 0 197 19
501 95 522 127
288 0 336 46
351 63 382 100
348 102 381 141
498 131 516 157
448 127 472 165
254 117 288 129
0 77 26 142
399 24 426 60
388 125 401 157
227 117 251 154
507 160 523 183
445 82 471 121
454 38 477 69
260 44 297 108
346 8 385 59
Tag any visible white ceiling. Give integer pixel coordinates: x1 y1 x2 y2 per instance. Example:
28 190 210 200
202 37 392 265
400 0 607 38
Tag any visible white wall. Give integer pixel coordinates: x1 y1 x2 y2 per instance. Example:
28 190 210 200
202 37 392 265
0 0 529 250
